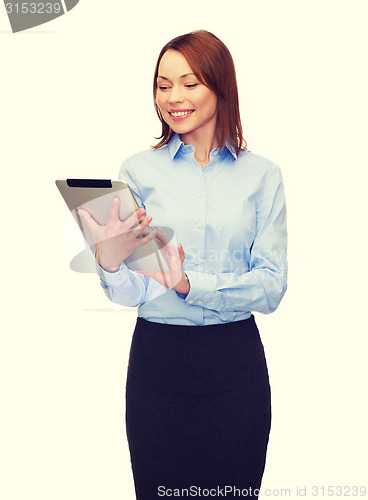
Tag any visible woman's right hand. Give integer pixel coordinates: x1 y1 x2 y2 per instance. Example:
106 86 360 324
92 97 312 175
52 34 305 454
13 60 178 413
77 197 157 273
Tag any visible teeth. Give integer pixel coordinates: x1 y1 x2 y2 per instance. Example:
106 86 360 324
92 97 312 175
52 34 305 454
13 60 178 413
170 110 193 117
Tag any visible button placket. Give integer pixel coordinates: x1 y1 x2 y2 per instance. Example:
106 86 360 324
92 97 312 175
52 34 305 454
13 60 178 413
193 170 207 269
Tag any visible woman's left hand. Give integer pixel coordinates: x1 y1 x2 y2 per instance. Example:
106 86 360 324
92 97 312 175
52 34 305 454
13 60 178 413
134 230 190 296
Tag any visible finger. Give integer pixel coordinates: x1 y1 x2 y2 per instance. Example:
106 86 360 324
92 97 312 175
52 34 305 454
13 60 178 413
178 244 185 265
153 230 166 250
160 237 177 258
125 207 146 230
153 230 174 253
154 229 170 248
138 229 158 246
153 236 171 257
159 245 177 267
106 197 120 225
133 214 152 236
77 208 100 232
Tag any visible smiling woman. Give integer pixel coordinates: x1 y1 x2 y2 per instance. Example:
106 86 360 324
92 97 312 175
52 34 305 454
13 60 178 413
78 29 288 500
152 30 246 163
155 50 218 164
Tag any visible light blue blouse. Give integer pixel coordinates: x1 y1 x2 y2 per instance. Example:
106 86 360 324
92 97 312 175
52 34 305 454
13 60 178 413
96 133 288 325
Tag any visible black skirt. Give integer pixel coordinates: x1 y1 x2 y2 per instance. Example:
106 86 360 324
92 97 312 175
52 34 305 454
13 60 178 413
125 315 271 499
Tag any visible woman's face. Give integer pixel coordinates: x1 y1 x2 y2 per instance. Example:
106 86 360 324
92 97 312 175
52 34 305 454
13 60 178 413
156 49 218 140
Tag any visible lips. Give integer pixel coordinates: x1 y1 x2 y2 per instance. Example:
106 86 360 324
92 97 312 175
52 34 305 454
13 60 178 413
168 110 195 123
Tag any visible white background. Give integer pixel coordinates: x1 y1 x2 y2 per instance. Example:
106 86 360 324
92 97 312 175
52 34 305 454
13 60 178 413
1 1 367 498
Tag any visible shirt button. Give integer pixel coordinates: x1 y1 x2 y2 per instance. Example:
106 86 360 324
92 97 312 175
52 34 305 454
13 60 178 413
197 301 202 305
197 192 202 197
195 259 200 265
197 223 202 228
188 300 194 304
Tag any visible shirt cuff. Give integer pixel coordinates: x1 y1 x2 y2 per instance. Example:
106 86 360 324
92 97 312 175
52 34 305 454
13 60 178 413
95 258 131 287
174 272 191 301
179 270 214 307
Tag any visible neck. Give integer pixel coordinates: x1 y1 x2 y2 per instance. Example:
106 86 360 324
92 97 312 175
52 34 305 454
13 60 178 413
180 124 219 164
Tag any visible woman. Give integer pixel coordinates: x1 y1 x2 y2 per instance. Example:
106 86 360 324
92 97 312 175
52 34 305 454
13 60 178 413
79 30 287 499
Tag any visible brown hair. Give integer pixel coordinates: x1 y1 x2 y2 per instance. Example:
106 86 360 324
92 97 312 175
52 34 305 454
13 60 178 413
152 30 247 157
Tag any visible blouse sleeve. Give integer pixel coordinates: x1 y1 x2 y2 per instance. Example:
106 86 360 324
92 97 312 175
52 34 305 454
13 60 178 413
179 164 288 314
94 159 151 307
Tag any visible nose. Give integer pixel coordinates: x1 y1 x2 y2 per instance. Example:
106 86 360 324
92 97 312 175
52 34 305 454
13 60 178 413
168 86 184 104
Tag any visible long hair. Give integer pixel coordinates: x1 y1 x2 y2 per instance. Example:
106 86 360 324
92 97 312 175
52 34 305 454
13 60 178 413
152 30 247 156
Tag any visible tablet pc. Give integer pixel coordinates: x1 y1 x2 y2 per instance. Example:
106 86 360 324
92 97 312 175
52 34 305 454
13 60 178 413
56 179 169 273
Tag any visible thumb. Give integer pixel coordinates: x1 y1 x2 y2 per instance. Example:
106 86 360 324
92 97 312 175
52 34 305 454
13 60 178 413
77 208 99 233
178 244 185 265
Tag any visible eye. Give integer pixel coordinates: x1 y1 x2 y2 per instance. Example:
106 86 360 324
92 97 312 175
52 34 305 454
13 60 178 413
158 85 170 91
186 84 199 88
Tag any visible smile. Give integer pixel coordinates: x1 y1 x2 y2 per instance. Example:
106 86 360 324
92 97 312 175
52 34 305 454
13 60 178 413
169 110 194 117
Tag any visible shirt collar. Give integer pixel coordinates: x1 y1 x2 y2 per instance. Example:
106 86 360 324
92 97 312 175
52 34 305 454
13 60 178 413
167 133 238 160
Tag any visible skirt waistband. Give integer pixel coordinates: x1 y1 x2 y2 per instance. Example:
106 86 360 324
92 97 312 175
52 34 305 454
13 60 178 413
135 314 256 335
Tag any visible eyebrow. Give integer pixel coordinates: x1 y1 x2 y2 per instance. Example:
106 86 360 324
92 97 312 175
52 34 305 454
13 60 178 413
157 73 196 81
